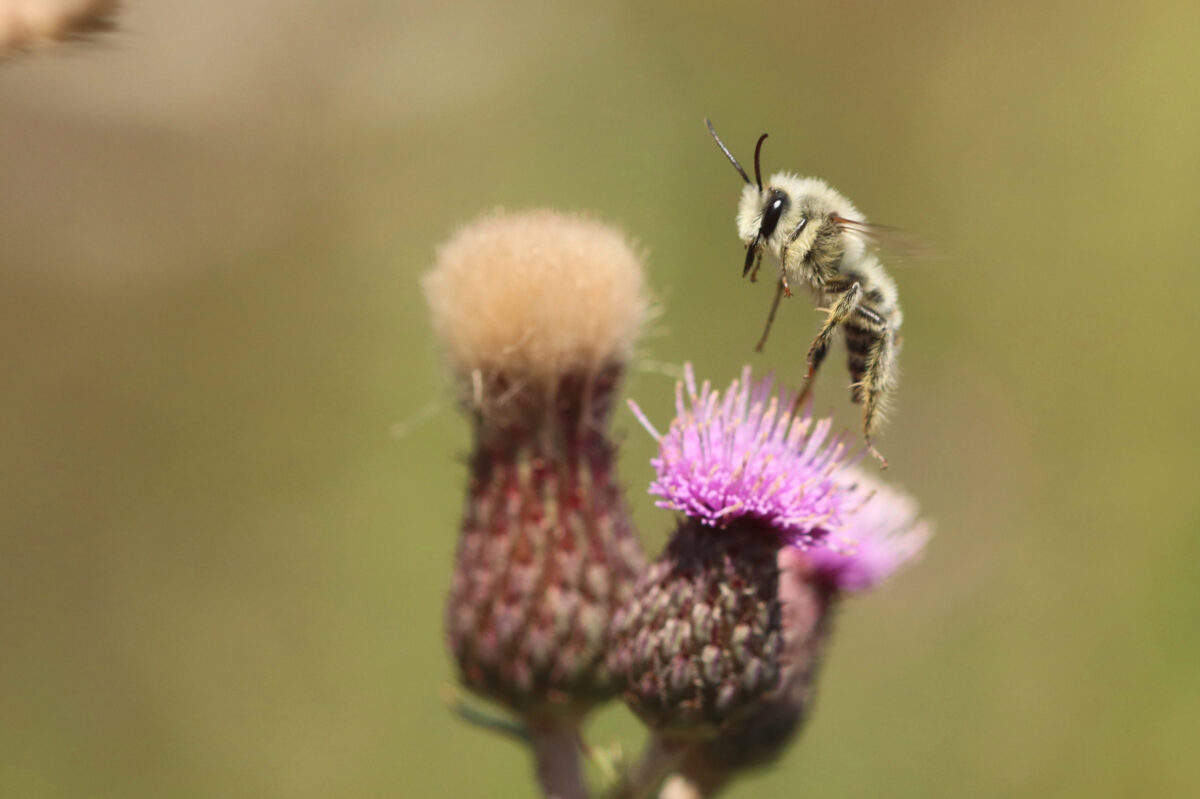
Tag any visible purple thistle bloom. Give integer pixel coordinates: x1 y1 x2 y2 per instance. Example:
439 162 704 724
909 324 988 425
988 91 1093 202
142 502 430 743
615 363 930 789
628 364 858 548
805 471 932 593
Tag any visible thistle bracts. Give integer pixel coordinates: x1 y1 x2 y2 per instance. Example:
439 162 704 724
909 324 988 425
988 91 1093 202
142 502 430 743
425 209 650 724
670 472 931 796
607 518 799 738
673 546 835 783
447 365 644 719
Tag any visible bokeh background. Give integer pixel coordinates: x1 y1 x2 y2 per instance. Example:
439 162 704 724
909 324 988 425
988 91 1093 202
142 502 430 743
3 1 1199 796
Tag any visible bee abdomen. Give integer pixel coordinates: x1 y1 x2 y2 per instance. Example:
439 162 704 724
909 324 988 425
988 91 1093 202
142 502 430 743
843 323 876 404
843 300 896 402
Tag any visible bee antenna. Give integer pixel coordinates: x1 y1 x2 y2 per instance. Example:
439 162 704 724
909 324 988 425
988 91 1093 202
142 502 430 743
753 133 768 192
705 118 751 185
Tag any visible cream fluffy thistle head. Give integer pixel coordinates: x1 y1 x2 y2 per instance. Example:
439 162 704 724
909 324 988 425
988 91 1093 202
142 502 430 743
0 0 119 53
424 209 650 395
430 209 649 725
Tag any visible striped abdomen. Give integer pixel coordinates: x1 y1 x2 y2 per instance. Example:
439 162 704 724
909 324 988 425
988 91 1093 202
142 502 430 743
843 293 899 405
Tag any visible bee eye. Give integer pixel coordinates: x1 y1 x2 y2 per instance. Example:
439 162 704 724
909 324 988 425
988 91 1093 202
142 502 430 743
760 190 789 239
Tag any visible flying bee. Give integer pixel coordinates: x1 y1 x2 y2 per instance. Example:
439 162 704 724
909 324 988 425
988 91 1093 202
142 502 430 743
705 118 903 468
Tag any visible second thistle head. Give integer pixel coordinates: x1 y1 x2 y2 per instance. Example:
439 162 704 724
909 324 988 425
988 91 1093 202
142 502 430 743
425 209 651 722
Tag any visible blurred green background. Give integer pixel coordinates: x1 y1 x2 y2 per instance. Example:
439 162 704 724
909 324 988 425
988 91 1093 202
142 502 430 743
3 1 1199 796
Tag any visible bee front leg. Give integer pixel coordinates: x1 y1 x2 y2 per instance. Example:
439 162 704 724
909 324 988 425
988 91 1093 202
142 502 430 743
747 248 763 283
754 278 787 353
792 280 861 413
779 217 811 297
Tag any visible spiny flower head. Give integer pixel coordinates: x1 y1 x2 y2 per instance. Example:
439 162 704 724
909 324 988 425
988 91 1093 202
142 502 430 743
628 364 857 548
427 210 648 722
805 471 931 594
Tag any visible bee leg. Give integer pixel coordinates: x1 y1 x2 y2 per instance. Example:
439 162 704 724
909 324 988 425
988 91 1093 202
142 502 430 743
805 281 861 379
780 220 809 295
791 281 861 414
748 249 763 283
858 328 899 469
754 278 787 353
864 434 889 469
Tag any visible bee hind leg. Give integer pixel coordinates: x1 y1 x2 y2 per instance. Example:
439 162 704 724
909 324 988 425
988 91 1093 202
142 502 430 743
857 328 899 469
790 280 862 415
864 433 889 470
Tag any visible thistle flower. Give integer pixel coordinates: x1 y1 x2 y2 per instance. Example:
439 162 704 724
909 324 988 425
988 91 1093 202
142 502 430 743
806 470 932 595
425 210 649 728
609 365 929 797
608 365 859 739
631 364 852 547
0 0 118 54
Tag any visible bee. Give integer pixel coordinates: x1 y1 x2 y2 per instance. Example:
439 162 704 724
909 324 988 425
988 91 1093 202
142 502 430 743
705 118 903 468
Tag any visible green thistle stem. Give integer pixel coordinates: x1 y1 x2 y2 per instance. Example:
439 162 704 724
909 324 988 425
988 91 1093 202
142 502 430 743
605 734 689 799
657 774 710 799
529 720 588 799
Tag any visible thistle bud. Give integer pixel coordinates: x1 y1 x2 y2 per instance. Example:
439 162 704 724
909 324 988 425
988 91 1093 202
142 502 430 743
425 209 649 723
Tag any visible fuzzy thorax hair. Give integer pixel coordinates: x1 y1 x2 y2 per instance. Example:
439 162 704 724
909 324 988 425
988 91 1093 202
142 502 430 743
424 210 649 401
736 172 867 265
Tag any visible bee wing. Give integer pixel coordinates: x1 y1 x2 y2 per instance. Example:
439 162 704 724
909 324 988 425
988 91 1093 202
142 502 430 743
832 216 938 266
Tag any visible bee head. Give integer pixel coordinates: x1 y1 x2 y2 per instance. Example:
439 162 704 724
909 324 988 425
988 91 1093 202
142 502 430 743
706 118 784 277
